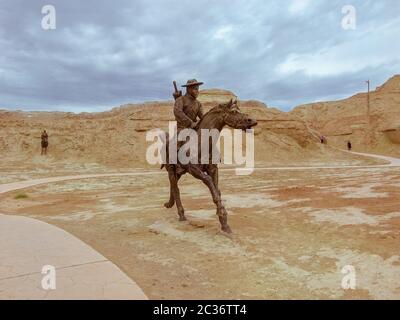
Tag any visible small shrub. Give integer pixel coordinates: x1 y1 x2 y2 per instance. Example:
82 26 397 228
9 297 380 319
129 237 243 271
14 193 28 199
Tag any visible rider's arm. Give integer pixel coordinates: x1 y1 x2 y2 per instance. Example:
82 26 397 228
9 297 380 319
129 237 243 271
197 101 205 120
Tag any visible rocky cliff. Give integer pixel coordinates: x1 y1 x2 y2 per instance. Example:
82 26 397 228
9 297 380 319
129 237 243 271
1 89 349 168
291 75 400 156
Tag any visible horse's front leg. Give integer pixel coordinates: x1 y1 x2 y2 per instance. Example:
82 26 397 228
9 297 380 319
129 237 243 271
206 164 221 197
188 164 231 233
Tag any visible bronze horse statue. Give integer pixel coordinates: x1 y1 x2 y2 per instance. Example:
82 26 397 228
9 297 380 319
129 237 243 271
161 99 257 233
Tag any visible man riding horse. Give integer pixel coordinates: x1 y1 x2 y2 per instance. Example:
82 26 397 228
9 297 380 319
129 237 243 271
162 79 258 234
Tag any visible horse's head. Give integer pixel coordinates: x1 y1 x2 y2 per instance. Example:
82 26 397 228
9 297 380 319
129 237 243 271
221 99 258 131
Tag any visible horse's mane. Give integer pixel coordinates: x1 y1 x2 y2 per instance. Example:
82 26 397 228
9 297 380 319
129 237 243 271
196 103 226 129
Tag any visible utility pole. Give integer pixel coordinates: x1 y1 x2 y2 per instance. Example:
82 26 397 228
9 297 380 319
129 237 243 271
365 79 371 145
366 80 370 114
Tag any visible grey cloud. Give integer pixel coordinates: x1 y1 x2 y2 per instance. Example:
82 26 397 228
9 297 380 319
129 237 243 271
0 0 399 112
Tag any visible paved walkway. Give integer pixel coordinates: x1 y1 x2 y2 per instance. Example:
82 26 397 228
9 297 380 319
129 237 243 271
0 214 147 299
0 172 161 194
1 150 398 299
246 150 400 171
346 150 400 166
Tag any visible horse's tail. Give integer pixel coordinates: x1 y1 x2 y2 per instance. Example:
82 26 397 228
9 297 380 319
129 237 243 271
160 131 169 170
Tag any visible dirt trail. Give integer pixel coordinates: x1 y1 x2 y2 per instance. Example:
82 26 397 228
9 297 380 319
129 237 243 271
1 151 398 196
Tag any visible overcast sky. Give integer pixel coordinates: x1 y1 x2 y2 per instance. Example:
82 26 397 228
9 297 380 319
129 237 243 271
0 0 399 112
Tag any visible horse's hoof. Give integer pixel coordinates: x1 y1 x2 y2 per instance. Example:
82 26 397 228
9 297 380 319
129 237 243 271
221 225 232 234
179 215 187 221
164 201 174 208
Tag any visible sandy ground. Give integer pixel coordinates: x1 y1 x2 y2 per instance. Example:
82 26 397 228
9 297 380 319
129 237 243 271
1 156 399 299
0 155 142 185
0 149 388 185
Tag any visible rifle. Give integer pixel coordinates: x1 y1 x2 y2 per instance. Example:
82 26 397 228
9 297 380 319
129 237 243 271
172 80 182 100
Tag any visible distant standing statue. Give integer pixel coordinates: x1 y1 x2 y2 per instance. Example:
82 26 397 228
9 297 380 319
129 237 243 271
41 130 49 155
347 141 352 151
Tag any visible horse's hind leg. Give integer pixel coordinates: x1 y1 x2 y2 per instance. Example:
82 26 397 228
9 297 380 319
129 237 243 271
188 165 231 233
164 171 175 209
166 167 186 221
164 166 183 209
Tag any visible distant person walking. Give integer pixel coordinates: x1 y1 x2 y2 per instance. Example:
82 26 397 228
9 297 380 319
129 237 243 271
347 141 352 151
41 130 49 155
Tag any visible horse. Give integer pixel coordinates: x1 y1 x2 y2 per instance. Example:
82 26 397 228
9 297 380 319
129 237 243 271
161 99 257 233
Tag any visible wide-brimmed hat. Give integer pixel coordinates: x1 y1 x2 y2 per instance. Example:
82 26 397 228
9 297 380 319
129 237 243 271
182 79 204 87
